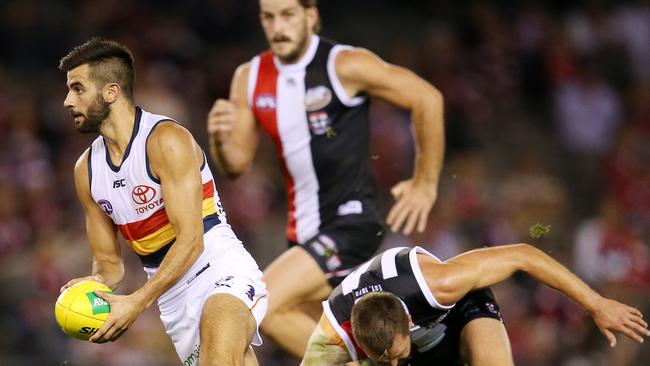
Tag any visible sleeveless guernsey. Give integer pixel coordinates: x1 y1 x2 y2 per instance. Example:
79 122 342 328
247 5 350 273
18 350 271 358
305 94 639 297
87 107 227 267
324 246 456 360
249 35 380 244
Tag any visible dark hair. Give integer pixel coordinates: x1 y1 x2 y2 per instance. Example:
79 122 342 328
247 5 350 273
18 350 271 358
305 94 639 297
350 292 410 356
59 38 135 102
297 0 321 33
298 0 317 7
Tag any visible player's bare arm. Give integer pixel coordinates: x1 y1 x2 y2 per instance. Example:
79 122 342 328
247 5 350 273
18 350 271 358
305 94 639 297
208 62 260 178
301 314 353 366
90 122 206 343
420 244 650 346
335 48 444 235
61 149 123 292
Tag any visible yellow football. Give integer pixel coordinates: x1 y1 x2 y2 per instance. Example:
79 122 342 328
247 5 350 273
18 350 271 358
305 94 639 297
55 280 112 340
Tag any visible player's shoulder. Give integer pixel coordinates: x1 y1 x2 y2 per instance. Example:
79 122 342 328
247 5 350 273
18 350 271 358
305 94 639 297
235 61 251 75
334 46 371 63
413 249 446 285
146 121 201 170
148 120 194 148
334 46 373 58
73 148 91 176
334 47 383 78
416 251 442 267
231 61 252 85
72 148 92 193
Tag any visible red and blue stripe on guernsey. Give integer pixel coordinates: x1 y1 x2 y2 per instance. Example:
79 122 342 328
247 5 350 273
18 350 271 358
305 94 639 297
117 180 220 256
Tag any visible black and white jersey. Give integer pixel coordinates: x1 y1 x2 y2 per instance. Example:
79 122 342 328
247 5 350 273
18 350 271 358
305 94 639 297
249 35 379 244
323 246 456 361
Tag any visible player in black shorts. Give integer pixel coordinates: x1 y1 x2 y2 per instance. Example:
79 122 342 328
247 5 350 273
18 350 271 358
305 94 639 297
206 0 445 358
301 245 649 365
407 289 502 366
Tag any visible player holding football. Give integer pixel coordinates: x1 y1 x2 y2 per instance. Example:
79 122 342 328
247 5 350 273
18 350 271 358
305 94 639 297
59 38 267 366
301 244 650 366
207 0 445 358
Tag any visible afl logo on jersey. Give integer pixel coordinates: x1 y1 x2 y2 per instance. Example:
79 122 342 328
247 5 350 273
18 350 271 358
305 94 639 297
132 185 156 204
255 93 276 110
305 85 332 112
97 199 113 215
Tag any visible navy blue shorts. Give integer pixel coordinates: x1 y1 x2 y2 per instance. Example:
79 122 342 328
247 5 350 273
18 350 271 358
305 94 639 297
407 288 503 366
293 216 385 287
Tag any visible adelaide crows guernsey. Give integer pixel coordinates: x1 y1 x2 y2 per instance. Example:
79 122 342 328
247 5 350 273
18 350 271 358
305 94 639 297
249 35 379 244
87 107 227 267
323 247 456 361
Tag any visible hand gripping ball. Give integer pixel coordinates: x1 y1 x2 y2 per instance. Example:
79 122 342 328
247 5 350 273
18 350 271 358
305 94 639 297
55 280 112 340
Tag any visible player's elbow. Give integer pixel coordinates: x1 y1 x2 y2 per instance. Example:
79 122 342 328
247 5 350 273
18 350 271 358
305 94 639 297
425 85 444 112
427 84 444 104
510 243 538 273
411 83 443 115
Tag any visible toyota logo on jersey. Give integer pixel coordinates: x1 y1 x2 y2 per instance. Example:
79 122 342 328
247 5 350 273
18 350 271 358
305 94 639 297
132 185 156 204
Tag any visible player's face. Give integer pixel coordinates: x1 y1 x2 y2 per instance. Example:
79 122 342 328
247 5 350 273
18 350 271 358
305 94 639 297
63 64 111 134
259 0 317 63
362 332 411 366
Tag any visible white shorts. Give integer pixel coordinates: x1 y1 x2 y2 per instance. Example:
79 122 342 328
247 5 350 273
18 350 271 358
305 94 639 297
144 225 268 365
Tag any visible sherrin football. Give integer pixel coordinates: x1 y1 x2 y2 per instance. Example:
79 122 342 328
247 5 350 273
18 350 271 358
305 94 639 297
55 280 112 340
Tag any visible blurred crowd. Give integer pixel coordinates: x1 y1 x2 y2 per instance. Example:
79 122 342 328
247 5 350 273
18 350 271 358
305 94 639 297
0 0 648 365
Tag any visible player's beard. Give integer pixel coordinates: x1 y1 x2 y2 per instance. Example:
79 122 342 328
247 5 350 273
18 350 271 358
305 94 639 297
276 23 310 64
75 94 111 134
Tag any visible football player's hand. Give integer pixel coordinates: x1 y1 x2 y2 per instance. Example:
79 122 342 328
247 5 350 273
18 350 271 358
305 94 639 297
207 98 237 144
60 275 105 293
591 297 649 347
386 179 438 235
89 291 147 343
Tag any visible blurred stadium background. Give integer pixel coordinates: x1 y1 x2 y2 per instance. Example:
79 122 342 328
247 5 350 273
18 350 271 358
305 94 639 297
0 0 648 365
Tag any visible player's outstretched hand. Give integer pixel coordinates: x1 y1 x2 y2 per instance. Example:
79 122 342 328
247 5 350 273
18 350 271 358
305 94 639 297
89 291 147 343
591 297 650 347
387 178 438 235
60 275 105 293
207 98 237 144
